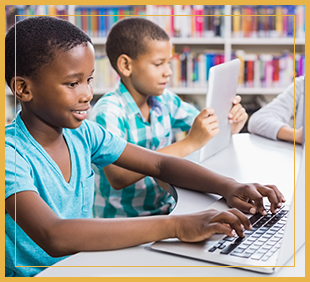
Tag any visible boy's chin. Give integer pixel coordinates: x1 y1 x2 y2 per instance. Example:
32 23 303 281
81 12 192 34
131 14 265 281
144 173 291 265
66 121 83 129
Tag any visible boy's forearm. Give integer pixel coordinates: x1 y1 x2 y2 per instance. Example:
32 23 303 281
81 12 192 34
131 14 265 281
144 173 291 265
114 143 235 197
156 154 236 197
105 138 197 190
49 216 175 257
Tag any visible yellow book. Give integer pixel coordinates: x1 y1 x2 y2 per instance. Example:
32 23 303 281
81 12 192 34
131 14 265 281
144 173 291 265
275 6 283 37
48 5 57 17
233 6 241 37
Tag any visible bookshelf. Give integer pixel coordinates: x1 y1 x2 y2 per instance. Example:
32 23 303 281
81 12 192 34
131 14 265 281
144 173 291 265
5 5 305 123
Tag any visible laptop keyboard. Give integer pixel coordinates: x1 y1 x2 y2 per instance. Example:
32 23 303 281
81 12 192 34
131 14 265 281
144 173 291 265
208 205 289 261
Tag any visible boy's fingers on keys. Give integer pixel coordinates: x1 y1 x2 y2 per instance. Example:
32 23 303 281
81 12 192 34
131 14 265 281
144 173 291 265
256 184 284 213
265 184 286 203
227 208 252 230
206 223 236 238
228 189 265 216
210 209 248 237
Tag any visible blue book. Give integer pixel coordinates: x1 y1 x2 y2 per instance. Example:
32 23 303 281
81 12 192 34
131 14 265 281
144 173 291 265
107 8 114 31
87 8 92 37
99 7 106 37
206 53 215 81
75 8 82 30
286 5 295 37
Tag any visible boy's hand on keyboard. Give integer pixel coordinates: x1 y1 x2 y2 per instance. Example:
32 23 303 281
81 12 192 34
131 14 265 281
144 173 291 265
172 208 251 243
223 182 286 215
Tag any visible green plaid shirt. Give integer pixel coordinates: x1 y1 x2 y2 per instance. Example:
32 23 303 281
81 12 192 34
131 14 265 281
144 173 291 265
90 81 199 218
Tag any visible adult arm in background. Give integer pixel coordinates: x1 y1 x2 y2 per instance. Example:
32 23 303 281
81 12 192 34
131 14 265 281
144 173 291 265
248 76 304 143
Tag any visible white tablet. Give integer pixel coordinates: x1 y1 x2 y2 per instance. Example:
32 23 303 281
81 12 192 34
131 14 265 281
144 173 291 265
199 58 241 162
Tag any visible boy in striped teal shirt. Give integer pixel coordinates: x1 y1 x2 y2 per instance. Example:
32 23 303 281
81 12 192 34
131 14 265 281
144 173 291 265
90 17 248 218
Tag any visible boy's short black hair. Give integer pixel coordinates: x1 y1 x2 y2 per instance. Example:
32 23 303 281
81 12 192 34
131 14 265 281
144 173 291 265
106 17 170 73
5 16 92 86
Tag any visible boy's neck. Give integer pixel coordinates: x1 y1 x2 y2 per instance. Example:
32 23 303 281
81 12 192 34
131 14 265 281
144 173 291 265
121 79 151 123
121 79 149 108
21 110 64 148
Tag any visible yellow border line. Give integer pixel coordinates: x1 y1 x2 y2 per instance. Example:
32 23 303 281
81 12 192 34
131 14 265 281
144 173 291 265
12 11 300 270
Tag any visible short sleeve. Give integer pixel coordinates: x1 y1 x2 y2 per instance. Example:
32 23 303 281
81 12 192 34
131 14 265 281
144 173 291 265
5 145 38 199
83 121 127 169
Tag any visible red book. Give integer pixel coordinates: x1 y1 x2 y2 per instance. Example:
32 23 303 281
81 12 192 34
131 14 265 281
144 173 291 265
215 53 221 66
81 8 88 34
247 60 254 87
273 58 280 86
118 8 125 20
170 6 174 37
194 5 203 37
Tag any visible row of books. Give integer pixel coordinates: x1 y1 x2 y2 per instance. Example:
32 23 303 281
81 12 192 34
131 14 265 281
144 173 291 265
231 5 305 38
5 5 68 31
74 5 225 39
93 47 304 91
234 50 304 88
148 5 224 38
170 49 225 88
74 6 146 38
5 5 305 39
93 53 119 89
169 48 304 89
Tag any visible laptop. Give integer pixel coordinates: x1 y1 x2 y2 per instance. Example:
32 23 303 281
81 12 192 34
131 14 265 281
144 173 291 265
152 86 305 273
185 59 241 163
151 142 305 273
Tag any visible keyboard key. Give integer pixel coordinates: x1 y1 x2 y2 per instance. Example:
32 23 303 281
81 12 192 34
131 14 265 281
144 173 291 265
208 247 217 252
234 237 246 244
223 236 235 241
250 213 263 225
220 244 238 255
251 251 266 260
232 247 245 253
231 252 252 258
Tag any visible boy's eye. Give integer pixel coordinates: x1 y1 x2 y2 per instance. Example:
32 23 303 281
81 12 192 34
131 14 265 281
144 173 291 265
87 77 94 83
68 82 78 88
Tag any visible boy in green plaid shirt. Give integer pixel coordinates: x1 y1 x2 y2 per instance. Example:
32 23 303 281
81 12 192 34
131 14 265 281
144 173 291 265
90 17 248 218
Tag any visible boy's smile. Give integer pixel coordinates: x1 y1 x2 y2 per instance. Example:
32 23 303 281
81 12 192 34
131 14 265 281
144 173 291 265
22 42 95 135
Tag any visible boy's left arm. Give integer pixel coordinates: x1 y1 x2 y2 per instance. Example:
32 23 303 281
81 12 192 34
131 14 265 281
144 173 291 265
229 95 248 134
114 142 285 215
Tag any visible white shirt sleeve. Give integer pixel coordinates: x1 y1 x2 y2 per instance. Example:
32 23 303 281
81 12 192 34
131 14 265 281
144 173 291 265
248 76 304 140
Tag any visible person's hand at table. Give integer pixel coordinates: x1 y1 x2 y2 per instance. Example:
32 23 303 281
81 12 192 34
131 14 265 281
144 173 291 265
172 208 251 242
222 182 286 215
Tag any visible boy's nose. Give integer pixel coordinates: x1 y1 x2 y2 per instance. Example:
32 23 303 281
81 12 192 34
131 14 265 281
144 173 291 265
80 84 93 102
164 65 172 77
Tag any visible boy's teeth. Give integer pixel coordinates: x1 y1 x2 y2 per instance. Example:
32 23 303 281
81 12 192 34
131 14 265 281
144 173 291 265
74 110 86 114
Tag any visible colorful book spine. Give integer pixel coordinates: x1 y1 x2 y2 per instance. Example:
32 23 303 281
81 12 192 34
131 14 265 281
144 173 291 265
167 47 224 88
5 5 69 31
234 50 304 88
286 5 295 37
231 5 304 39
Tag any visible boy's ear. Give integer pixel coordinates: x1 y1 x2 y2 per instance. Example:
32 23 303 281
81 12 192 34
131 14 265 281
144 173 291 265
117 54 132 77
9 76 33 102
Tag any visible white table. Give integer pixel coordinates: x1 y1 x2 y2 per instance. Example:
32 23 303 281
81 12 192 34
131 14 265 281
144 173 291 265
36 134 304 277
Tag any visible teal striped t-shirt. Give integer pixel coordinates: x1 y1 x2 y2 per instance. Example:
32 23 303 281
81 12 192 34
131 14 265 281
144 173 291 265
90 81 199 218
